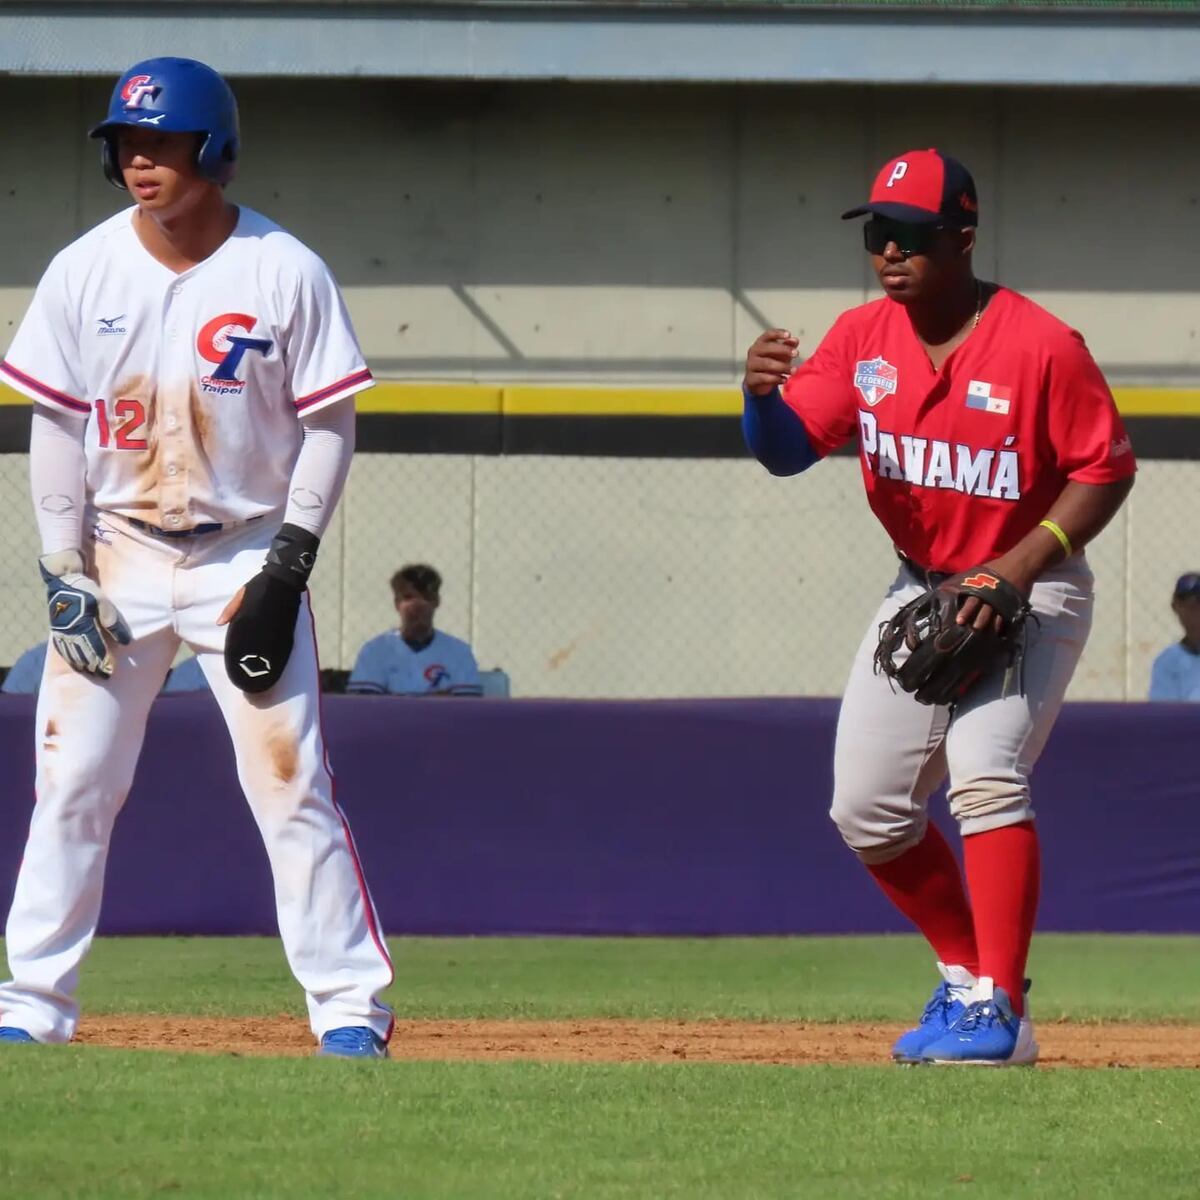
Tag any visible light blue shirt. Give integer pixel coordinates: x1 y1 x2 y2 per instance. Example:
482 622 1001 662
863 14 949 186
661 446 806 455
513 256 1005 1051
2 642 48 694
3 642 211 696
162 654 209 694
348 629 482 696
1149 642 1200 701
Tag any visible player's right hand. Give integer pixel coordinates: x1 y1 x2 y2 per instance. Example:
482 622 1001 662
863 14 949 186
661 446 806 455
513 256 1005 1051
220 524 320 695
39 549 132 678
743 329 800 396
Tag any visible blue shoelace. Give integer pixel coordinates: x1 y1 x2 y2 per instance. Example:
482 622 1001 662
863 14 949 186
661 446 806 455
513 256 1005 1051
952 1000 1008 1034
919 984 953 1025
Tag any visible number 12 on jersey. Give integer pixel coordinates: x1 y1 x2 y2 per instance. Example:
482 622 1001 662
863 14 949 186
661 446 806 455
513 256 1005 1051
95 398 148 450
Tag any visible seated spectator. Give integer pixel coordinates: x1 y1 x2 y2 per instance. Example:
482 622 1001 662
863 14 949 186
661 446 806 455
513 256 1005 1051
348 564 482 696
162 652 210 694
1149 573 1200 701
3 642 210 695
1 641 48 694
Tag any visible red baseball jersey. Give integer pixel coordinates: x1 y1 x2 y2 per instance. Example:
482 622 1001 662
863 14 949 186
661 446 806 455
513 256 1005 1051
781 287 1136 573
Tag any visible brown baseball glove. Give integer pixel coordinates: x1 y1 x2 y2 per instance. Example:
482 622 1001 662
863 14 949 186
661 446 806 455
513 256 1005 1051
873 568 1033 707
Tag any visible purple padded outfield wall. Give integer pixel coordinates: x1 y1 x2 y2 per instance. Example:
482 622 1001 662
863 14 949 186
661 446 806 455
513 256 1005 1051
0 694 1196 936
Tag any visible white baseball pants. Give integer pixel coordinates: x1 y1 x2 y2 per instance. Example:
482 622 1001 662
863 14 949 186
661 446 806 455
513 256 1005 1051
0 513 394 1044
830 556 1094 864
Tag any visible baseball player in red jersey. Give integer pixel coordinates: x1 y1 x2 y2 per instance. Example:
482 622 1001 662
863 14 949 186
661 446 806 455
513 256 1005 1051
742 150 1136 1065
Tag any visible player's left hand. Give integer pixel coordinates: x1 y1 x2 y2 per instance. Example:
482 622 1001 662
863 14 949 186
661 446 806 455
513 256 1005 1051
39 549 132 677
957 556 1036 632
220 524 320 694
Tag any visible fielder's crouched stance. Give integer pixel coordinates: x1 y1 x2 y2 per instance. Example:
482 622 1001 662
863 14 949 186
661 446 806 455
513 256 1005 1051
743 150 1135 1065
0 58 393 1058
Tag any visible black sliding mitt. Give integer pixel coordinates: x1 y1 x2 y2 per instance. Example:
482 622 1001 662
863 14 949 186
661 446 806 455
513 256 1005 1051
222 523 319 695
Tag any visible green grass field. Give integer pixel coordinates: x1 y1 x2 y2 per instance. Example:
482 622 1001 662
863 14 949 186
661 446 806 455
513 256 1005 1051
1 935 1198 1199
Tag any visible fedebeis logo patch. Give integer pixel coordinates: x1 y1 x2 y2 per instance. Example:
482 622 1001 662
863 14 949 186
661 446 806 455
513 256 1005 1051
854 357 898 407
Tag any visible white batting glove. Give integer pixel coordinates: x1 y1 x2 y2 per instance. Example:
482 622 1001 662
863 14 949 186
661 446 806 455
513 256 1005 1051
39 549 132 678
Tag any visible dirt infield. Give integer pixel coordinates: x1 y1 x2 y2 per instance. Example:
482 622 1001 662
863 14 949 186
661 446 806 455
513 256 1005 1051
74 1016 1200 1068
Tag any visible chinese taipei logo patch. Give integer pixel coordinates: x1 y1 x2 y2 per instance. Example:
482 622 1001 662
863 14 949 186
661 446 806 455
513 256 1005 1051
196 313 273 395
854 357 898 407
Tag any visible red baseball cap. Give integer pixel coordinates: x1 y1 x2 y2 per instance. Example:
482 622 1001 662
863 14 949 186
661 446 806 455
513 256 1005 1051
842 149 979 225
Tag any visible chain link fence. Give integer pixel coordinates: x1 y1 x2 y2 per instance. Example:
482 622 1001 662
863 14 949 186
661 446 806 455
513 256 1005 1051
0 455 52 671
1 449 1194 700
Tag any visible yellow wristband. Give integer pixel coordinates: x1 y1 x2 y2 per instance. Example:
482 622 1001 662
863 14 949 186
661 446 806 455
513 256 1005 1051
1039 519 1073 557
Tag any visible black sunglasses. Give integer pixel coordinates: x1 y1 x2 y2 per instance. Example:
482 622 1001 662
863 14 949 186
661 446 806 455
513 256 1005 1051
862 218 954 257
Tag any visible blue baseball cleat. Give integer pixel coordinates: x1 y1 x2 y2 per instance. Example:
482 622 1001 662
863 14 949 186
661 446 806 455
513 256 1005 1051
317 1026 389 1059
0 1027 37 1044
921 978 1038 1066
892 962 976 1064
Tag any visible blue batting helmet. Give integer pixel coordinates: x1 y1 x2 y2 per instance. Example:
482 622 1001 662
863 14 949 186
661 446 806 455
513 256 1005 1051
89 57 239 189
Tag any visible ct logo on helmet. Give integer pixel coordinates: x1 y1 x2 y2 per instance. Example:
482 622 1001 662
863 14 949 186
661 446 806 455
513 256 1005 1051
121 75 160 110
196 312 272 395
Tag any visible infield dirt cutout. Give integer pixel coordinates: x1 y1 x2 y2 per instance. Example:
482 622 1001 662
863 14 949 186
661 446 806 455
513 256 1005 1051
74 1017 1200 1068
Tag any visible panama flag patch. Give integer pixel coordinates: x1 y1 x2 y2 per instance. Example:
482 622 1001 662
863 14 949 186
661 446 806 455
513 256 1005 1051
965 379 1011 415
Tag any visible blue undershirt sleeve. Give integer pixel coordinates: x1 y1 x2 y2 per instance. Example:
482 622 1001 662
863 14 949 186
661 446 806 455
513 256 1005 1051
741 385 819 476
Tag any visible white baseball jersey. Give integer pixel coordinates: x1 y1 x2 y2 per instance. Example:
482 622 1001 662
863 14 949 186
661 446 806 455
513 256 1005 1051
0 205 373 531
348 629 483 696
0 205 393 1048
1148 642 1200 701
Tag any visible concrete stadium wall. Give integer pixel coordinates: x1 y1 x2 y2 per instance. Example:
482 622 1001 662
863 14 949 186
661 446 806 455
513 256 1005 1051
0 76 1196 699
3 77 1200 385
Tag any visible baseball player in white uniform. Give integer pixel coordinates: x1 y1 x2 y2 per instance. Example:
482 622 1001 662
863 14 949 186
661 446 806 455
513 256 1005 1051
0 57 393 1057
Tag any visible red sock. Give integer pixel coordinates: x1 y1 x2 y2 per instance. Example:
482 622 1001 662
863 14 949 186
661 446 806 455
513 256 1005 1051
962 821 1041 1017
864 824 979 974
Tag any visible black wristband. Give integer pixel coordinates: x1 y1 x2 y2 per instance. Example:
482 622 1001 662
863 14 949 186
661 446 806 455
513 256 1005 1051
263 522 320 590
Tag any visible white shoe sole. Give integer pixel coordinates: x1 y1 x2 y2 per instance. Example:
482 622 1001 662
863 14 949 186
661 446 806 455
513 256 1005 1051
927 1020 1039 1067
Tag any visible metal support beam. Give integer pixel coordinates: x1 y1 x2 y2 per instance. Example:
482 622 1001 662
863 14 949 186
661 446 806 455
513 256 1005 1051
2 3 1198 85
